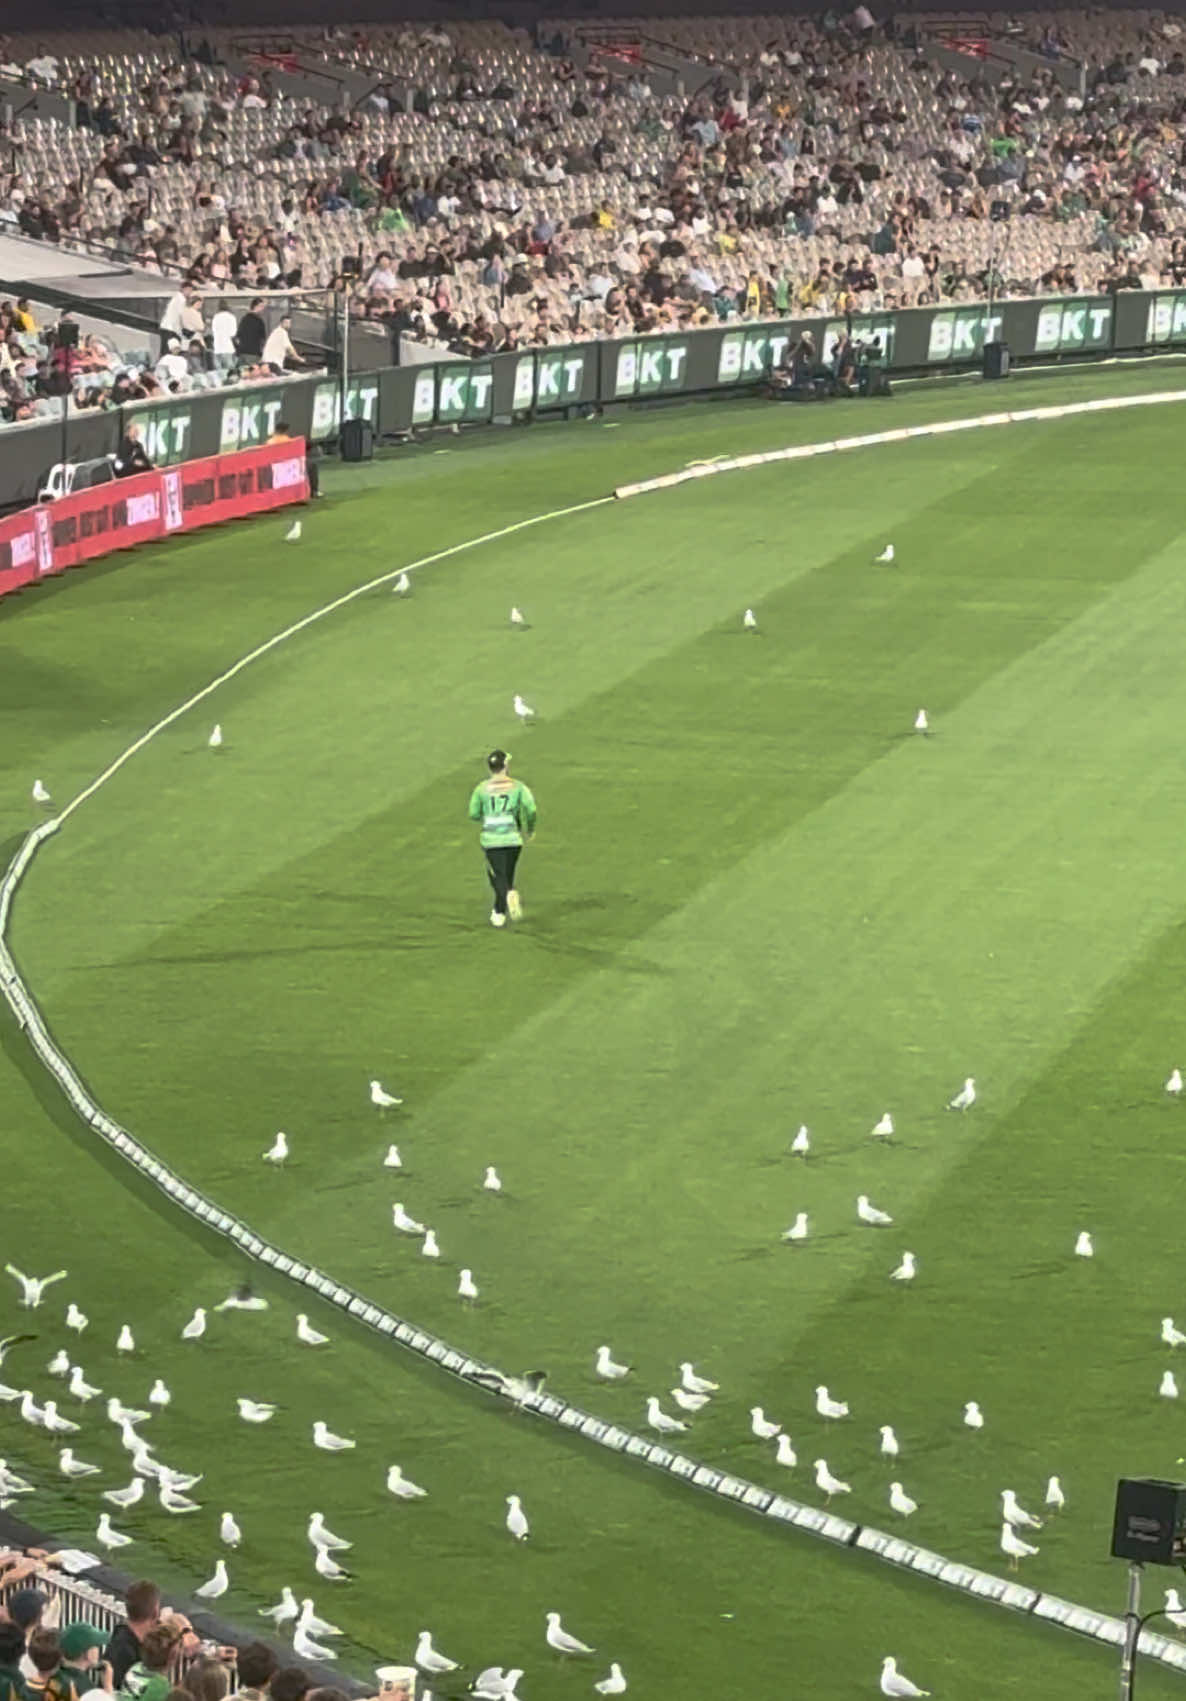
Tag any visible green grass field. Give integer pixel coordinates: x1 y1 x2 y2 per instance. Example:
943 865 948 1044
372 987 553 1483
5 365 1186 1699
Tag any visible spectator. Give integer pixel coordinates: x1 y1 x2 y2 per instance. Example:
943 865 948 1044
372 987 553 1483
105 1594 159 1696
120 1627 180 1701
227 1647 277 1701
57 1627 109 1701
269 418 319 497
234 299 268 362
210 301 237 370
158 286 195 354
0 1623 29 1701
262 314 303 372
25 1633 69 1701
180 1663 227 1701
5 1593 47 1666
265 1673 308 1701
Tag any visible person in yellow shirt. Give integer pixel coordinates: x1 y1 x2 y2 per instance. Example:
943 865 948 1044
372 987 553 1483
594 200 615 230
744 272 762 316
11 298 36 334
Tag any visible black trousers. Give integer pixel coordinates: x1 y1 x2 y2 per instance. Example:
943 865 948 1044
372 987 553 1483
484 845 521 914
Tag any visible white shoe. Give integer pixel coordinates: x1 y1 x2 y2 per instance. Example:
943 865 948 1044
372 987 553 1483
507 889 523 921
490 911 506 928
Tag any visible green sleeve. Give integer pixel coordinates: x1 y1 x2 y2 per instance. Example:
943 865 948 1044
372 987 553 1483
468 784 484 822
518 783 538 836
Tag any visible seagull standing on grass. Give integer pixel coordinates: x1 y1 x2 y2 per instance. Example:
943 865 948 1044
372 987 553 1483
791 1126 810 1157
1167 1069 1183 1096
312 1421 355 1452
680 1364 719 1395
813 1460 851 1501
1163 1318 1186 1348
293 1627 335 1664
890 1252 916 1283
195 1560 229 1600
505 1495 529 1540
513 694 535 723
32 780 52 805
594 1666 627 1695
782 1213 809 1242
298 1601 340 1641
743 608 758 631
259 1589 298 1628
776 1433 797 1467
208 725 223 750
60 1450 99 1479
1001 1523 1039 1569
857 1195 893 1226
510 607 527 628
181 1309 207 1340
237 1399 276 1423
545 1612 594 1655
421 1230 440 1259
68 1366 101 1402
596 1346 630 1380
117 1326 135 1353
964 1401 984 1430
751 1407 781 1439
5 1267 68 1307
297 1316 329 1347
392 1203 425 1235
1001 1489 1042 1529
48 1349 70 1377
1161 1370 1180 1399
645 1396 687 1435
484 1166 502 1192
913 710 929 736
307 1512 351 1552
872 1113 894 1139
148 1379 170 1407
815 1386 849 1420
458 1269 479 1304
393 572 411 597
1045 1476 1065 1513
42 1401 80 1434
670 1387 709 1413
370 1080 402 1109
103 1480 145 1510
1075 1231 1094 1258
263 1132 288 1164
313 1549 350 1582
880 1426 900 1458
414 1632 458 1674
880 1656 929 1698
220 1513 242 1547
387 1464 428 1499
284 520 301 542
383 1144 402 1170
889 1483 917 1518
875 544 895 564
65 1305 88 1333
96 1513 132 1550
948 1077 976 1109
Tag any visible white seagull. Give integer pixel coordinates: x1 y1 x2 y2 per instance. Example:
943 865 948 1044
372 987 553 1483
1001 1522 1039 1569
42 1401 80 1434
297 1315 329 1346
670 1387 709 1412
386 1464 428 1500
750 1406 781 1439
148 1380 171 1408
32 780 52 805
220 1512 242 1547
510 606 527 628
505 1495 529 1540
857 1195 893 1226
313 1548 349 1581
103 1480 145 1509
790 1125 810 1157
65 1304 88 1333
474 1670 522 1700
370 1080 402 1109
383 1144 402 1170
263 1131 288 1164
483 1165 502 1192
158 1467 202 1493
5 1266 68 1308
181 1308 207 1341
19 1391 45 1426
195 1560 229 1599
392 1203 425 1235
1161 1370 1180 1399
1167 1068 1183 1096
596 1346 630 1380
68 1366 101 1402
237 1398 276 1423
815 1386 849 1420
880 1425 900 1458
782 1212 809 1242
293 1627 335 1664
513 694 535 723
422 1230 440 1259
964 1401 984 1430
743 608 758 631
1163 1317 1186 1348
307 1512 351 1552
680 1363 719 1395
108 1397 149 1425
775 1433 798 1468
96 1513 132 1550
880 1655 929 1698
889 1482 917 1518
913 710 928 735
645 1396 687 1435
458 1269 479 1303
1002 1489 1042 1530
313 1422 355 1452
116 1326 135 1353
259 1588 298 1627
891 1252 916 1283
872 1113 895 1139
393 572 411 596
284 520 301 542
948 1077 976 1110
414 1632 458 1674
60 1449 100 1479
207 724 223 750
160 1487 202 1515
594 1667 627 1695
875 543 895 563
1045 1476 1065 1513
545 1612 594 1655
813 1459 851 1501
48 1348 70 1376
1075 1231 1094 1258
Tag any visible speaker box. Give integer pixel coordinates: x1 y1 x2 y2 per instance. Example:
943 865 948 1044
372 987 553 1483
983 341 1011 380
339 418 374 462
1111 1478 1186 1564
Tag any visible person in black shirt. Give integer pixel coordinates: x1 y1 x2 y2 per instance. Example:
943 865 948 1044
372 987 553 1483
114 423 153 477
235 298 268 361
105 1583 161 1689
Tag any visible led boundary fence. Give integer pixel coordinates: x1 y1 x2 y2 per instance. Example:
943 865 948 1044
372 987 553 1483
613 387 1186 500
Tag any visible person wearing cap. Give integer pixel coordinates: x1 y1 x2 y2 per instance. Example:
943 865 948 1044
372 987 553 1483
58 1627 109 1701
467 750 537 927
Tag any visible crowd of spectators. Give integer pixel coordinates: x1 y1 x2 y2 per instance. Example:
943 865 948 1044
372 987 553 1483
0 1565 358 1701
2 10 1186 374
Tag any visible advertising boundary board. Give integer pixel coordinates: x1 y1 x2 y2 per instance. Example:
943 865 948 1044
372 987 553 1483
0 439 307 601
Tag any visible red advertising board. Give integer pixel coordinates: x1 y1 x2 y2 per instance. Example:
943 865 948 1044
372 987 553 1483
0 438 308 602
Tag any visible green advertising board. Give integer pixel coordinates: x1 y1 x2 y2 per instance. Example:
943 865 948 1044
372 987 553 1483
127 400 195 467
1138 291 1186 346
510 348 594 411
412 363 495 425
612 338 691 399
220 388 290 452
1033 298 1112 354
309 378 381 442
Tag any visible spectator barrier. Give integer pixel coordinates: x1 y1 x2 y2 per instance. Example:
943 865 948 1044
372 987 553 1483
4 287 1186 510
4 400 1186 1675
0 440 308 603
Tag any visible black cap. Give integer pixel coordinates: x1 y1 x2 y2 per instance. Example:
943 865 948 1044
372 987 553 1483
487 749 509 771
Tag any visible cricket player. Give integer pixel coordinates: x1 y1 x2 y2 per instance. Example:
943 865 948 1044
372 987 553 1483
468 749 538 927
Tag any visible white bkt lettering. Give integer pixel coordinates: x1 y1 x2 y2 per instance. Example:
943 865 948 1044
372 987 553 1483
223 398 284 447
929 312 1004 357
1037 303 1110 349
311 383 378 435
718 333 792 381
536 356 585 400
1146 295 1186 342
439 371 492 413
617 343 688 390
141 412 190 462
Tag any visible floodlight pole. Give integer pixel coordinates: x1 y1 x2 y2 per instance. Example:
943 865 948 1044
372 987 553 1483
337 286 350 437
1119 1561 1142 1700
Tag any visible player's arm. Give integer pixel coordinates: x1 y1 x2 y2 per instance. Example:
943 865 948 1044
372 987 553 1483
468 783 486 822
518 783 538 839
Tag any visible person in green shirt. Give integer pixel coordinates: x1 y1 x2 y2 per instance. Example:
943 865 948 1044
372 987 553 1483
467 749 538 927
119 1628 179 1701
58 1624 109 1701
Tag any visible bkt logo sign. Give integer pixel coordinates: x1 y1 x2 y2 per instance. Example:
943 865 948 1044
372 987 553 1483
133 408 192 466
926 311 1006 361
1144 293 1186 344
614 341 688 396
1035 300 1111 352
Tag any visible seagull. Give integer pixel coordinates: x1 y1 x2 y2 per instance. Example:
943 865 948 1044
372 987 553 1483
1167 1069 1183 1096
964 1401 985 1430
775 1433 798 1468
116 1326 135 1353
0 1462 33 1496
181 1308 207 1340
158 1467 203 1493
103 1480 145 1510
1002 1489 1043 1530
220 1512 242 1547
415 1632 458 1674
1001 1522 1039 1569
813 1459 851 1501
680 1364 719 1395
790 1125 810 1157
259 1589 299 1627
670 1387 709 1413
513 694 535 723
307 1512 351 1552
0 1385 20 1403
160 1487 202 1514
891 1252 916 1282
5 1266 67 1308
237 1398 276 1424
19 1390 45 1426
48 1349 70 1376
393 572 411 597
293 1627 335 1664
483 1165 502 1193
505 1495 529 1540
313 1421 355 1452
857 1195 893 1226
458 1269 479 1303
875 544 895 564
371 1080 403 1109
889 1482 917 1518
392 1203 425 1235
32 780 52 805
149 1379 171 1407
596 1345 630 1380
880 1656 929 1698
195 1560 229 1599
422 1230 440 1259
474 1668 522 1700
387 1464 428 1500
284 520 301 542
1075 1231 1094 1258
1165 1589 1186 1630
750 1406 781 1440
743 608 758 631
948 1077 976 1110
913 710 928 735
545 1612 594 1655
108 1397 149 1426
510 606 527 628
872 1112 894 1139
263 1131 288 1164
297 1600 341 1640
1162 1370 1180 1399
782 1212 809 1242
129 1442 161 1480
645 1396 687 1435
594 1666 627 1696
297 1315 329 1346
96 1513 132 1550
383 1144 402 1169
1045 1476 1065 1513
68 1366 101 1402
208 725 223 749
65 1305 88 1333
42 1400 80 1434
880 1425 900 1458
815 1386 850 1420
60 1449 100 1479
1163 1318 1186 1348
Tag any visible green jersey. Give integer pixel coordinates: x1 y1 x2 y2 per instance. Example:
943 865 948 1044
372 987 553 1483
468 774 537 848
